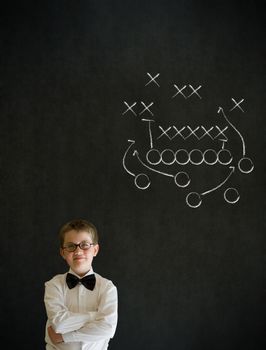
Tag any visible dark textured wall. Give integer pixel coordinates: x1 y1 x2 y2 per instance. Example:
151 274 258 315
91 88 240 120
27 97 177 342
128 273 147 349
1 1 265 349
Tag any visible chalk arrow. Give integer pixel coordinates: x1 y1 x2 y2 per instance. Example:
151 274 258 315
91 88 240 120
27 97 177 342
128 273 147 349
218 107 246 156
122 140 136 177
201 166 235 196
133 150 174 178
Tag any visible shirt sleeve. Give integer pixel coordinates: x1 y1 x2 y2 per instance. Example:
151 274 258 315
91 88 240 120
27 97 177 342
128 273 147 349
44 278 96 334
62 281 118 343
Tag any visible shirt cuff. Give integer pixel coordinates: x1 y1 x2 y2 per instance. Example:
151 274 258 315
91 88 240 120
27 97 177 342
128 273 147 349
62 331 78 343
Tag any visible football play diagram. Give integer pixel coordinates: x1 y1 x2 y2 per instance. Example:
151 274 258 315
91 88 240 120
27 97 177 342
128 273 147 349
122 73 254 208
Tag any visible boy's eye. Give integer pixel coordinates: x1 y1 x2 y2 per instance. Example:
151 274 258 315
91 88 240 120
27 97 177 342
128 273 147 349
79 241 91 249
63 241 94 252
64 243 76 252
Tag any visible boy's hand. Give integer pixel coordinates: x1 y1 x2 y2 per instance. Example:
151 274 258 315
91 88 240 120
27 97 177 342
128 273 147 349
48 325 64 344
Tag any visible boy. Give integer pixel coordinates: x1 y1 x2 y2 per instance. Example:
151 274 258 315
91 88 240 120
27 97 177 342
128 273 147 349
44 219 118 350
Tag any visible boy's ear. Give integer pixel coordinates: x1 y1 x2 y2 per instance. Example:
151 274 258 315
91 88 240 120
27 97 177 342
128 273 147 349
93 244 100 257
60 248 66 259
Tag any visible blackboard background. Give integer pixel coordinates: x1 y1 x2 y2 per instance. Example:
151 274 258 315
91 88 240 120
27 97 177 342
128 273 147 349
1 1 265 349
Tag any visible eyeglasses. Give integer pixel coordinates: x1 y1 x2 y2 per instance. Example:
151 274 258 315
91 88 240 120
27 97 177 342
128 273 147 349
63 241 95 252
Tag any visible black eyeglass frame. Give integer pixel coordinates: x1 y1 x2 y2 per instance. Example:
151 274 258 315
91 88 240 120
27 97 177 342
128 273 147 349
62 241 95 252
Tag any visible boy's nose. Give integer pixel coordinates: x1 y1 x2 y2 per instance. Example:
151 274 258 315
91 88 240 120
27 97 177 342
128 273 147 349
74 247 83 254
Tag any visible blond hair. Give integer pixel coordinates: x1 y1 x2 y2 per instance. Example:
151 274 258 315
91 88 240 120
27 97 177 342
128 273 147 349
58 219 99 247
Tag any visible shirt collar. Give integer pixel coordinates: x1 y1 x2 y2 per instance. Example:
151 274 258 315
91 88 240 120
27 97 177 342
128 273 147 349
68 267 94 278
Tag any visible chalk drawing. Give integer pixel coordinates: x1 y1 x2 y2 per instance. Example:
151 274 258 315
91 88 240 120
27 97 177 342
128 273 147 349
230 98 245 112
122 101 137 116
139 101 154 116
156 125 228 141
145 72 160 87
172 85 187 99
172 84 202 99
121 73 254 208
224 187 240 204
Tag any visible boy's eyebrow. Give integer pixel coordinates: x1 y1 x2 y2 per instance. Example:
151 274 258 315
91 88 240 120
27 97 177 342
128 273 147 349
64 240 93 244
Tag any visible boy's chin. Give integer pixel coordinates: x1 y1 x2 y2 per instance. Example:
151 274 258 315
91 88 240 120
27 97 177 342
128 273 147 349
71 264 92 276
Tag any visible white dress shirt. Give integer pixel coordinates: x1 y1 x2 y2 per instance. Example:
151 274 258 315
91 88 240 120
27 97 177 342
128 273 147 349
44 268 118 350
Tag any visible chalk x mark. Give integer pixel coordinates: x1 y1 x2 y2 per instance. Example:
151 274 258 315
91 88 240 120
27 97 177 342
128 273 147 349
230 98 245 112
122 101 137 116
145 72 160 87
139 101 154 116
172 85 187 99
187 85 202 99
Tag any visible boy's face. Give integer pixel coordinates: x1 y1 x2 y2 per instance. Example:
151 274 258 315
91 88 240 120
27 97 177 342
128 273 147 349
60 229 99 277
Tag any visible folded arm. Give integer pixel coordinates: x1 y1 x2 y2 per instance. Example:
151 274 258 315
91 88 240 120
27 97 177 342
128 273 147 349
44 280 97 334
44 278 118 343
62 283 118 343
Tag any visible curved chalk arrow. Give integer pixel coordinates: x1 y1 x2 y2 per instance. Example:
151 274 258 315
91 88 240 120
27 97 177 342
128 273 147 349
133 150 174 178
122 140 136 177
201 166 235 196
218 107 246 156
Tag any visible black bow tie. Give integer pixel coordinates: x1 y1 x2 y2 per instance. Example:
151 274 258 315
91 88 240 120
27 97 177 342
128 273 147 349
66 273 96 290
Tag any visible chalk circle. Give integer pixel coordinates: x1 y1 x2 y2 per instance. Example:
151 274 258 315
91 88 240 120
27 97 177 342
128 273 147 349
175 149 190 165
224 187 240 204
203 149 218 165
189 149 204 165
238 157 254 174
146 149 161 165
174 171 191 188
217 149 232 165
186 192 202 208
161 149 176 165
134 173 151 190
